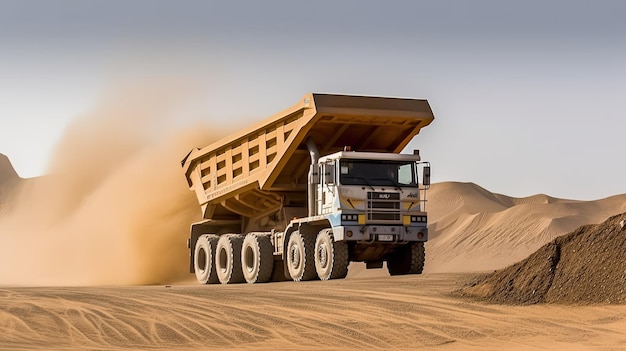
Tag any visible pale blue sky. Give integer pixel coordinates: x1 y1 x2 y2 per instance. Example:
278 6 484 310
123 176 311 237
1 0 624 200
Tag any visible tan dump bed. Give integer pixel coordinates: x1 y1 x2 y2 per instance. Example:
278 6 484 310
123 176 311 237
182 93 434 219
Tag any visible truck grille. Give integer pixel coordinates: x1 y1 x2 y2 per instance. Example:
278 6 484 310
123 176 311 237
367 192 401 223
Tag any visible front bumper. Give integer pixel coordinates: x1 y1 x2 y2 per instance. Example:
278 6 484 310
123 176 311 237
332 224 428 242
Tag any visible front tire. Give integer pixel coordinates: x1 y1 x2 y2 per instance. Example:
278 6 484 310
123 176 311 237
387 242 425 276
286 231 317 281
194 234 219 284
215 234 245 284
315 229 349 280
241 233 274 284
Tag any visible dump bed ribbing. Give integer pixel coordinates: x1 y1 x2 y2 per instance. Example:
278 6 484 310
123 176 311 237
182 93 434 219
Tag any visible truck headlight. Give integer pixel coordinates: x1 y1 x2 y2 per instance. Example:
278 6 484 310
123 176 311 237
342 214 358 221
411 216 427 223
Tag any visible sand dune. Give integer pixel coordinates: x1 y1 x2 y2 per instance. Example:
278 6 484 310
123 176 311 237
0 154 21 212
0 154 18 183
425 182 626 273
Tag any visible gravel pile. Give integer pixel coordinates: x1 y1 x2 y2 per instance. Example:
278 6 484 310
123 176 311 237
461 212 626 305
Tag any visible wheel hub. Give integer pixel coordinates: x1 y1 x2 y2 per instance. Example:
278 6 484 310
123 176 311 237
318 245 328 268
290 246 300 268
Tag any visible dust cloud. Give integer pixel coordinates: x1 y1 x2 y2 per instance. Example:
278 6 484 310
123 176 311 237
0 80 237 286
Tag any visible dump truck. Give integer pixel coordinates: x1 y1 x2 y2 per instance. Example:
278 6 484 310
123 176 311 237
182 93 434 284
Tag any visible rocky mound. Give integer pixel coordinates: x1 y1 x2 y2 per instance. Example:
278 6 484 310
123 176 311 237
460 212 626 305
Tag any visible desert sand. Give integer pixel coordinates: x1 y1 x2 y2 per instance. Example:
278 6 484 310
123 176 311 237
2 273 626 350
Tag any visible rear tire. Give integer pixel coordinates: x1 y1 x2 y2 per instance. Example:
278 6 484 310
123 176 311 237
315 229 349 280
194 234 219 284
388 242 425 276
241 233 274 284
216 234 245 284
286 231 317 281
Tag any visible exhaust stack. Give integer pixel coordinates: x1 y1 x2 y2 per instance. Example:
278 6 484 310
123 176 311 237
306 137 319 217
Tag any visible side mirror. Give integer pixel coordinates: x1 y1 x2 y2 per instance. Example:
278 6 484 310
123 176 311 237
423 166 431 186
324 164 335 185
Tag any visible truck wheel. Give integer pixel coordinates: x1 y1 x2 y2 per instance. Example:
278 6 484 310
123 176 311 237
194 234 219 284
241 233 274 284
216 234 245 284
315 229 349 280
286 231 317 281
387 242 425 276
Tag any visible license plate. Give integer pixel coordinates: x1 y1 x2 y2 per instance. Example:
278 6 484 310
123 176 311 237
378 234 394 242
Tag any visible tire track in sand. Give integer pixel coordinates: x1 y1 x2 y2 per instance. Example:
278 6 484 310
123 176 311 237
1 274 626 350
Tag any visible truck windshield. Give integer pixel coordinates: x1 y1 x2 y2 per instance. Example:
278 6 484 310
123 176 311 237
339 159 418 187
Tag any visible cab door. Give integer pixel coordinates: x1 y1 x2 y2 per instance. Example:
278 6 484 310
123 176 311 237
318 162 336 214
